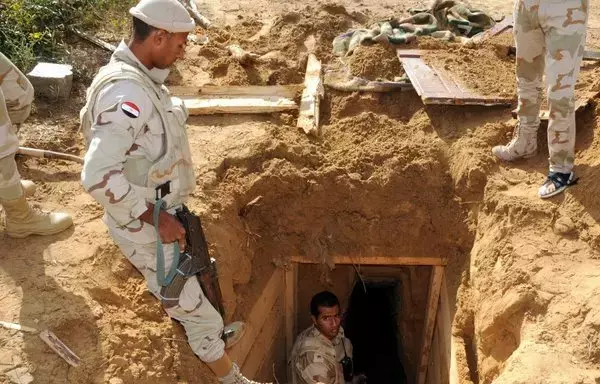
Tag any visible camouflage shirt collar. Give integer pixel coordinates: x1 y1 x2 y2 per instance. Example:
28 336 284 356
112 40 170 85
309 325 345 346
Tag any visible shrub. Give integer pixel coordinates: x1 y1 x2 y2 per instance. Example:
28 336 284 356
0 0 133 71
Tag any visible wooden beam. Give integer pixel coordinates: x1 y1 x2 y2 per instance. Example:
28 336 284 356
69 28 116 52
436 276 452 384
297 54 324 136
290 255 447 266
242 302 283 378
181 95 297 115
171 85 302 98
229 268 285 365
285 264 298 362
417 266 445 384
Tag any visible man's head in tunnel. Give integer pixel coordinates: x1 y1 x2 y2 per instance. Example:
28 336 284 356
310 290 341 340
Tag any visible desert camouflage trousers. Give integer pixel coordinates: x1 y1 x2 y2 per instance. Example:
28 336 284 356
514 0 589 173
109 228 226 363
0 87 22 200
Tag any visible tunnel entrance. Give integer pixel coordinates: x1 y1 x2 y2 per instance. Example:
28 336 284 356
344 280 407 384
233 257 451 384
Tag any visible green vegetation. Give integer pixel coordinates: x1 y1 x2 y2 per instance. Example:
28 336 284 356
0 0 134 71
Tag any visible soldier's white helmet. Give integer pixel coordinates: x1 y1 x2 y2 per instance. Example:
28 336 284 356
129 0 195 33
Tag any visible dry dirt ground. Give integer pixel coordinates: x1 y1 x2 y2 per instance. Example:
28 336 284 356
2 0 600 383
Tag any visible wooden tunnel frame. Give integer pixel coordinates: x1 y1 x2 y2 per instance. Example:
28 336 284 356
229 256 447 384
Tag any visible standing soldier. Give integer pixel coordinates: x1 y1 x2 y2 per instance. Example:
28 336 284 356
80 1 267 383
492 0 589 198
0 53 73 237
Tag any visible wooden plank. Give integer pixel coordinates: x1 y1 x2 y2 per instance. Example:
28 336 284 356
398 55 513 106
181 95 297 115
171 85 302 98
242 300 283 378
290 255 447 266
39 330 81 367
229 268 285 365
396 49 425 58
583 50 600 61
417 266 444 384
297 54 324 136
285 264 298 362
470 16 514 44
70 28 117 52
437 276 452 384
511 96 595 121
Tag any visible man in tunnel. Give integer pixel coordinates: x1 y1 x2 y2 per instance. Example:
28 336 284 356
290 291 366 384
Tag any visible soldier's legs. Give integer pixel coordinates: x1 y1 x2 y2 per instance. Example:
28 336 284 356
110 231 271 383
110 230 226 362
0 86 22 200
0 155 22 200
542 0 588 174
492 0 545 161
537 0 588 197
1 87 71 236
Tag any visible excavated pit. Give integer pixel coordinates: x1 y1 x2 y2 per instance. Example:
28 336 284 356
5 5 600 384
179 88 475 384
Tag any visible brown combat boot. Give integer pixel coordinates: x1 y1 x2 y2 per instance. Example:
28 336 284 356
1 195 73 238
492 122 537 161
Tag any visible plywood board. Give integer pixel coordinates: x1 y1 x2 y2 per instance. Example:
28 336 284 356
242 298 283 378
397 53 513 106
229 268 284 365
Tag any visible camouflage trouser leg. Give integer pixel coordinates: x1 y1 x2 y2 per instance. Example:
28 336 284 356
109 229 226 363
0 155 22 200
0 89 22 200
514 0 588 173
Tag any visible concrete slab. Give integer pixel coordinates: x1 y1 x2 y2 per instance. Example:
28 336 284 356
27 63 73 100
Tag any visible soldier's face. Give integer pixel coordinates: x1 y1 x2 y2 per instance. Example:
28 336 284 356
153 31 189 69
312 305 341 340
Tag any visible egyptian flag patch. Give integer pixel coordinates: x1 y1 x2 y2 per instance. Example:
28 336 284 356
121 101 140 118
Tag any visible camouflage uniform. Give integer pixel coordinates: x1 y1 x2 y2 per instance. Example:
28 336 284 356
290 325 353 384
80 41 225 363
0 52 34 199
494 0 589 174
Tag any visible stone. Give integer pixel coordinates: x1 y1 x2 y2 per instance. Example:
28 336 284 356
553 215 576 236
6 367 33 384
27 63 73 100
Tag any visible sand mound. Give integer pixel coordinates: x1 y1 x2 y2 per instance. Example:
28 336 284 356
347 43 404 81
424 45 516 97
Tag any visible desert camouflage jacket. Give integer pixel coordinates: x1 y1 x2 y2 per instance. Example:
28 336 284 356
290 325 353 384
